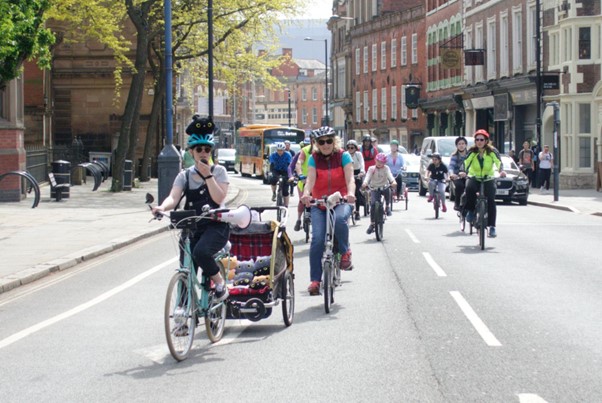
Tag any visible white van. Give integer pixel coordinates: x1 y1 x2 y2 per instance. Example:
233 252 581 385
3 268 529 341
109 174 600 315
418 136 474 196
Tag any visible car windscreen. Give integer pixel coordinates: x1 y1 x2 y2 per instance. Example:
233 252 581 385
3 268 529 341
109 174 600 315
218 149 236 157
437 139 457 157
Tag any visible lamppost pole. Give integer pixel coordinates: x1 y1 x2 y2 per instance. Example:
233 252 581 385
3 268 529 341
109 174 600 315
157 0 181 203
208 0 214 119
305 37 329 126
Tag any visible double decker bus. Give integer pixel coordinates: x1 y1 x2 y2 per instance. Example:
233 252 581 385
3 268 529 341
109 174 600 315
236 124 305 180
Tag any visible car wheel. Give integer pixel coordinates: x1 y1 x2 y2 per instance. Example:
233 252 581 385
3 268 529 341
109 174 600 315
518 197 528 206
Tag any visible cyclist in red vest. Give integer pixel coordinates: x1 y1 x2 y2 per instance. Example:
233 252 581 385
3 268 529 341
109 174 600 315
360 134 378 171
301 126 356 295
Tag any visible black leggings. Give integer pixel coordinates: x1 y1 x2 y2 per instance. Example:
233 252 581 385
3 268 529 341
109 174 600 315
190 222 230 277
452 177 466 210
464 178 497 227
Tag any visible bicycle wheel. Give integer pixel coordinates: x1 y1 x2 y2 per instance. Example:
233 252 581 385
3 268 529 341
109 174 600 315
404 186 409 210
165 272 196 361
350 207 356 226
281 270 295 326
458 212 466 232
303 217 310 243
205 263 227 342
434 195 440 219
477 201 486 250
374 201 384 241
322 260 332 314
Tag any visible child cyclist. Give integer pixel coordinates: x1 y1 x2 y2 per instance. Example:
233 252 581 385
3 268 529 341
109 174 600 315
425 152 449 212
362 153 395 234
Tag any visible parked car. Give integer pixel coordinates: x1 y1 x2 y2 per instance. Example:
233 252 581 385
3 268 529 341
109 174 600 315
402 154 420 191
261 143 301 184
494 155 529 205
216 148 238 173
418 136 474 196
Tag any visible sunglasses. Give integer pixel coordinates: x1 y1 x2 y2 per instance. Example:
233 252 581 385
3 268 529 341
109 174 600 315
475 138 487 142
347 145 356 149
317 138 334 145
194 145 213 153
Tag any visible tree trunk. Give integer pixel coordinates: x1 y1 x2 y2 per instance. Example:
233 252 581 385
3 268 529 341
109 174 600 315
141 72 164 182
111 0 154 192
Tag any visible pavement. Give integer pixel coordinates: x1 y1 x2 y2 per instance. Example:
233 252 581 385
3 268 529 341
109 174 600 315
0 178 600 294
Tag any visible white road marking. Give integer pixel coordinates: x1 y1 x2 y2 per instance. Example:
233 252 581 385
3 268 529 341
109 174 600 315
450 291 502 347
422 252 447 277
518 393 549 403
405 229 420 243
0 257 177 350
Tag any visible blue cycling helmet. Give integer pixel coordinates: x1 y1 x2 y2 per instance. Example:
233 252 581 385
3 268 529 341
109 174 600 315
186 115 215 147
312 126 336 139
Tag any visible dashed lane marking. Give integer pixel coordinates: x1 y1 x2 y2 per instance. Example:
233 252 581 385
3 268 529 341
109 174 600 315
450 291 502 347
405 229 420 243
422 252 447 277
518 393 549 403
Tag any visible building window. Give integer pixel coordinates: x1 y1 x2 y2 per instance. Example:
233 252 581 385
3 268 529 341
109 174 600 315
401 36 407 66
391 38 397 68
487 18 497 80
302 88 307 101
391 85 397 120
527 4 536 68
475 23 484 82
401 85 408 120
411 33 418 64
579 137 591 168
363 46 368 73
372 43 377 72
500 13 509 77
312 107 317 124
381 88 387 121
381 41 387 70
579 27 591 59
364 91 369 122
355 48 361 75
355 91 361 123
372 89 377 120
302 108 307 124
579 103 591 133
513 9 523 73
312 87 318 101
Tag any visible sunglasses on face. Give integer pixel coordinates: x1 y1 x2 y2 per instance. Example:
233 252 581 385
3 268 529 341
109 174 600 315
194 146 213 153
347 146 356 150
317 138 334 145
475 138 487 142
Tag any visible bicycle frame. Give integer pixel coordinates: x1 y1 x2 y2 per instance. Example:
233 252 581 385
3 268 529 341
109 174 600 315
430 178 446 219
369 186 389 241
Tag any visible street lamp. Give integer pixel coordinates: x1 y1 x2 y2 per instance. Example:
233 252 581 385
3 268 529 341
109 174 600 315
305 37 329 126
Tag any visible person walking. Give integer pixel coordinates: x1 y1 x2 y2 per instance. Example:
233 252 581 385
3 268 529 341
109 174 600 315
538 145 553 193
518 141 535 186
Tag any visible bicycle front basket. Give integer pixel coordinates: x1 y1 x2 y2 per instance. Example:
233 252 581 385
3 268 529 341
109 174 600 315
170 210 197 229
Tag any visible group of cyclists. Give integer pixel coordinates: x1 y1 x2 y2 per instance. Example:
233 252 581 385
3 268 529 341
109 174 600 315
156 115 506 303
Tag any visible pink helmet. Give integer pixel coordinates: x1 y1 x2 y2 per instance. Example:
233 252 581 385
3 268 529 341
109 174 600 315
375 153 387 163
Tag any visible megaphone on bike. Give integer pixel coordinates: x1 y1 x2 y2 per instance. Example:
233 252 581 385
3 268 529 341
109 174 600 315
216 205 252 229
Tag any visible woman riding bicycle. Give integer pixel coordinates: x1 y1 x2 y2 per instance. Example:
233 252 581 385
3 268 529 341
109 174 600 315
425 152 449 212
346 139 365 221
151 115 230 302
362 152 395 234
463 129 506 238
448 136 469 211
385 140 405 201
301 126 356 295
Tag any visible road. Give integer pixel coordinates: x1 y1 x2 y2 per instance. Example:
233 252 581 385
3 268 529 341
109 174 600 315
1 174 601 402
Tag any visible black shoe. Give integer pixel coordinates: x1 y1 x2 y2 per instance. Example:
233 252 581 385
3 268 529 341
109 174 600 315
354 212 360 221
294 220 301 231
366 224 374 235
386 209 392 216
214 286 229 302
271 193 276 202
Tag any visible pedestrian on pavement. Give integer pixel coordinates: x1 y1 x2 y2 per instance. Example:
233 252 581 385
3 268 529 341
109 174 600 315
518 141 535 186
538 145 553 193
151 115 230 302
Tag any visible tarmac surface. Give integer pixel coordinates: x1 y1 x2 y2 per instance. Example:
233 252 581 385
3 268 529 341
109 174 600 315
0 177 600 294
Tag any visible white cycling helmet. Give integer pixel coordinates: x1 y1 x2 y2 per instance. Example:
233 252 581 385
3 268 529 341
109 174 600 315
275 142 286 150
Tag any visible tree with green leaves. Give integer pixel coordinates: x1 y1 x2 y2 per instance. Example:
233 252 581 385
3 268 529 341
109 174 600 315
0 0 54 88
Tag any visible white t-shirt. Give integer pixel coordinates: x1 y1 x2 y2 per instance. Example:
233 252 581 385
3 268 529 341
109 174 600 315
538 151 553 169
